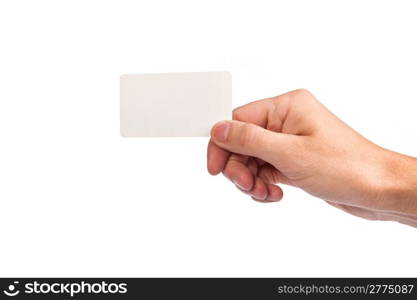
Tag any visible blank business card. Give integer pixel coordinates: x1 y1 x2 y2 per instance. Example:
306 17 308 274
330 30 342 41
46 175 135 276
120 72 232 137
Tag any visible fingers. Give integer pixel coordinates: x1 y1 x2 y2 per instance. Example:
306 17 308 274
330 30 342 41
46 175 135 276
207 140 230 175
208 141 258 192
250 177 268 200
223 156 283 202
223 154 253 191
208 94 306 203
232 97 276 127
210 120 296 166
266 184 284 202
237 180 283 203
247 157 258 176
258 164 293 186
208 128 286 203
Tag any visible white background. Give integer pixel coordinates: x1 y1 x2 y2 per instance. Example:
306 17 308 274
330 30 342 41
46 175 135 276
0 0 416 277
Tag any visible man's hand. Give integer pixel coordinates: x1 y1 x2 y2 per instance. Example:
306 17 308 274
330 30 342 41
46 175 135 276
207 89 417 227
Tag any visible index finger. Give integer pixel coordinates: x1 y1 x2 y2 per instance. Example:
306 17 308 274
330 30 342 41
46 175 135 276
207 97 276 175
207 139 230 175
232 97 275 127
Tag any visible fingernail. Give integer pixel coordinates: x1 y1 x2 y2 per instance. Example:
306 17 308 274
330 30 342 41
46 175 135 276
233 178 251 191
212 121 230 142
252 196 276 203
233 180 245 190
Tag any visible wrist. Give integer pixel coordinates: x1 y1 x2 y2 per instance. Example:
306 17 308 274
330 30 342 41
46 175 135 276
375 150 417 216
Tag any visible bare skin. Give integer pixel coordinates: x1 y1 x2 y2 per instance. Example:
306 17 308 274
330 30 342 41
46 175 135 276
207 89 417 227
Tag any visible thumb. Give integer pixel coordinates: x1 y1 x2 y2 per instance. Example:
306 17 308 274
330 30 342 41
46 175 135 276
210 120 295 166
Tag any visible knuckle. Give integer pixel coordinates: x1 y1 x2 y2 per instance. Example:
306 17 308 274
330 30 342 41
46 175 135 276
292 88 311 97
238 123 258 148
285 88 315 107
232 108 243 121
274 88 313 106
272 89 314 105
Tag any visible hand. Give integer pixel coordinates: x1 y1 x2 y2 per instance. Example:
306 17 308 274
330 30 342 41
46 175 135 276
207 89 417 227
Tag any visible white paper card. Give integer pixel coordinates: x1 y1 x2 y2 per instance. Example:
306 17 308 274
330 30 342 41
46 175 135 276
120 72 232 137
